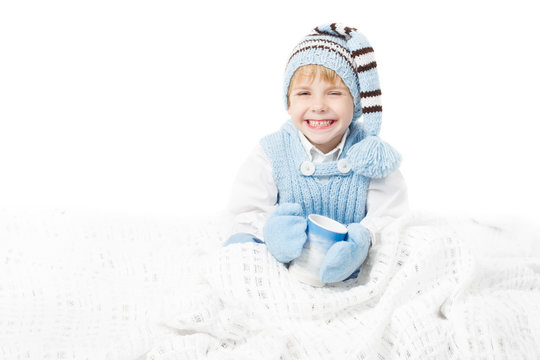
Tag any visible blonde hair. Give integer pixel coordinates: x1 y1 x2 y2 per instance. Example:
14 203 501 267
287 64 350 105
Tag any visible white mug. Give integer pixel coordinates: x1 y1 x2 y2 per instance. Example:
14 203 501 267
288 214 347 287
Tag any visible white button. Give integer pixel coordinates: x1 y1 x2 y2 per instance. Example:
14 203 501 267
337 159 351 174
300 161 315 176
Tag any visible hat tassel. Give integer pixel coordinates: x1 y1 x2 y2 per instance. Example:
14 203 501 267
348 135 402 179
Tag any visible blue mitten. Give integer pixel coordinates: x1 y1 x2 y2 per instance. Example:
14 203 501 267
320 223 371 283
263 203 308 263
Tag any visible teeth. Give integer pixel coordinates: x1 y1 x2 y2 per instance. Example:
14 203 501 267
308 120 333 127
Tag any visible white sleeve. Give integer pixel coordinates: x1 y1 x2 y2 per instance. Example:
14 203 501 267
360 169 409 246
226 143 278 240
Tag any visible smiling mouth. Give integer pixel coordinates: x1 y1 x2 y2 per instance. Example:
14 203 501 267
305 120 336 129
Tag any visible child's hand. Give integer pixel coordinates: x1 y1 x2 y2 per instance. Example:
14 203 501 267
263 203 308 263
320 223 370 283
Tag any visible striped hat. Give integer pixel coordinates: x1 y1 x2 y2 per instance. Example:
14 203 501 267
284 23 401 178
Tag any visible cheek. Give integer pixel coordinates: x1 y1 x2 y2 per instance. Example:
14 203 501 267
341 100 354 118
288 104 304 119
347 105 354 118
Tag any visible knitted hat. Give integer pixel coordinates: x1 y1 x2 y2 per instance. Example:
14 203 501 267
283 23 401 178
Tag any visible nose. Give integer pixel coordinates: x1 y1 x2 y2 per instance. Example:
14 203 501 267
310 96 327 112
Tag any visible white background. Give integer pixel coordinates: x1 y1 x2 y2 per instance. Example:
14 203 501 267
1 0 539 223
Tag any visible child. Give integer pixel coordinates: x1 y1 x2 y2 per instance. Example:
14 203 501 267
226 23 409 283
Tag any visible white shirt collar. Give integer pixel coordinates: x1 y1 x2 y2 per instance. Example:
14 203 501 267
297 128 349 162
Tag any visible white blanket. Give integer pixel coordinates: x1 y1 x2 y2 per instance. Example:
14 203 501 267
1 210 539 359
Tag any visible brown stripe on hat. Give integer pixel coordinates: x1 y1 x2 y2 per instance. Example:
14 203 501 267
360 90 382 98
312 26 348 40
306 32 348 40
357 62 377 73
329 23 358 36
363 105 383 113
288 42 357 74
351 47 374 57
344 26 357 35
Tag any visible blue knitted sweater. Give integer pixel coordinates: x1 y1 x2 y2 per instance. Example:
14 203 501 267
260 121 374 226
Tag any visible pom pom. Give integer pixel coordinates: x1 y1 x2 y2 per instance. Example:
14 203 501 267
347 135 402 178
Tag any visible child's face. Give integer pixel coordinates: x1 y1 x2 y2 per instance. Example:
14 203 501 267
288 72 354 154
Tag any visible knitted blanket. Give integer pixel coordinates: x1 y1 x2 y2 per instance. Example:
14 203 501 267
1 211 539 359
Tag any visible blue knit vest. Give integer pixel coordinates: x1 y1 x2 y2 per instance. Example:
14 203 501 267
260 121 370 226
